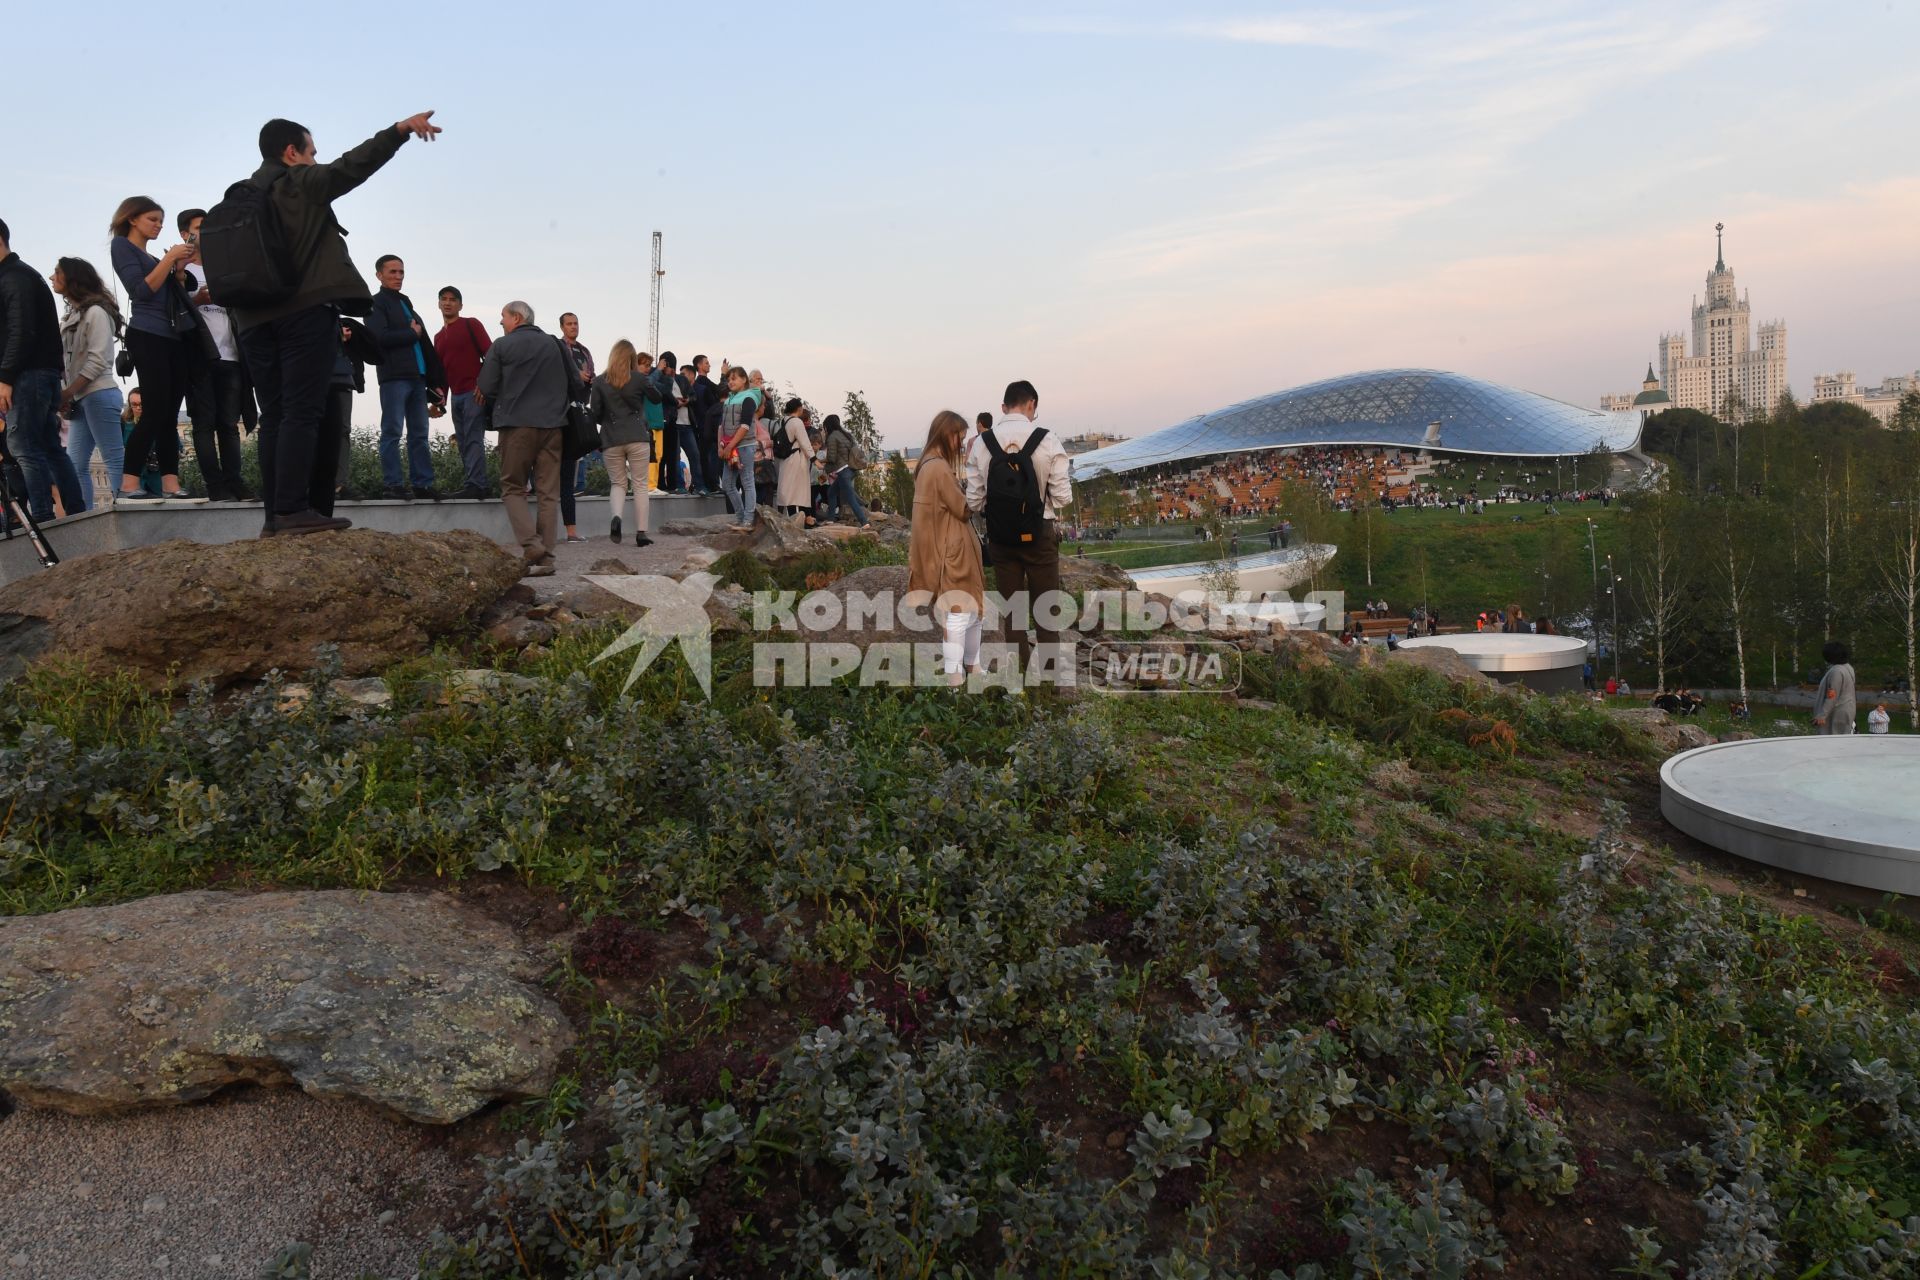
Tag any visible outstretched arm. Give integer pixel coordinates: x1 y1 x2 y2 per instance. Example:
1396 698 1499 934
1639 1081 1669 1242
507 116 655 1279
310 113 438 202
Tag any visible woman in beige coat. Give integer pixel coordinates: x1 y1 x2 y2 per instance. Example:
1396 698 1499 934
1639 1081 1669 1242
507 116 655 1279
773 399 817 522
907 410 987 685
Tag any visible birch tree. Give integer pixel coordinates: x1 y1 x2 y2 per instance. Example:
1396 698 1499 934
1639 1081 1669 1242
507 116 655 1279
1717 497 1756 711
1625 491 1694 695
1880 431 1920 729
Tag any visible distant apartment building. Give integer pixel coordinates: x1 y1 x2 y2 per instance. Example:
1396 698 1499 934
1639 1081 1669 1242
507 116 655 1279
1061 431 1128 455
1810 370 1920 425
1654 223 1787 421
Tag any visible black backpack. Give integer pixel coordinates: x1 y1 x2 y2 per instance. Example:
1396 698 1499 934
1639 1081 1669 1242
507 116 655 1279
198 174 298 308
980 427 1049 546
771 417 799 461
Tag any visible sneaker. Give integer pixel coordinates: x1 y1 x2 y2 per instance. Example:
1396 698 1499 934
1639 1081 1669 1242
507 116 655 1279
522 562 556 578
276 510 352 535
118 489 163 501
382 485 411 500
412 485 444 501
159 491 206 503
572 487 587 498
609 517 622 543
634 532 653 548
453 483 489 500
564 534 588 543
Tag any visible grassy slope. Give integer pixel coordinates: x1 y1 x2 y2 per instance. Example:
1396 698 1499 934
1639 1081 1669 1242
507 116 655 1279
2 624 1916 1278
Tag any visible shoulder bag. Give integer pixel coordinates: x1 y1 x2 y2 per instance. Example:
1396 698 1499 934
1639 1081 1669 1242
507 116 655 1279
553 337 601 455
168 278 221 365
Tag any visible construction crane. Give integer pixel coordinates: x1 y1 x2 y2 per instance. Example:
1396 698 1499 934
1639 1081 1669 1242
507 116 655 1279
648 230 664 356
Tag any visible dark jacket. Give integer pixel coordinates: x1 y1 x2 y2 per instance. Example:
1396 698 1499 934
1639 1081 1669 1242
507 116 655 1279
589 372 660 448
690 372 722 430
367 287 439 386
0 252 64 382
230 125 410 332
475 324 571 429
331 316 383 391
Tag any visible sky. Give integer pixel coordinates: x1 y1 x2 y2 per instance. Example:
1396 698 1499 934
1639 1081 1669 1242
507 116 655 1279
7 0 1918 446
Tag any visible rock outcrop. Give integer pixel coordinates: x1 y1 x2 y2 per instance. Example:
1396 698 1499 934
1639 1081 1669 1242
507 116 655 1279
0 531 522 690
1385 644 1499 688
1606 706 1715 754
0 890 573 1124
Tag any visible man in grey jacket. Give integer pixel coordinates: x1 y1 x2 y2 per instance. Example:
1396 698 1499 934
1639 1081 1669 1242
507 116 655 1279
233 112 441 536
476 301 571 576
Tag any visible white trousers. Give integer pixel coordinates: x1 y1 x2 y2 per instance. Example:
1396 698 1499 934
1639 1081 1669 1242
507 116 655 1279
942 610 982 675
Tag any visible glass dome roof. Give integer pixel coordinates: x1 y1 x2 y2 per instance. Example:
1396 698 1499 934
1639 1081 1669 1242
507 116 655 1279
1073 369 1642 479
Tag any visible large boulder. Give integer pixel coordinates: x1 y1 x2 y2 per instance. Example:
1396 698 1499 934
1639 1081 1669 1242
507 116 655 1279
0 530 522 690
1607 706 1715 754
1060 555 1135 593
1385 644 1498 688
0 889 573 1124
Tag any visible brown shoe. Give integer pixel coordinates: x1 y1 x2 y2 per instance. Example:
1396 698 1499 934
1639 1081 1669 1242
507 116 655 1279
276 510 352 536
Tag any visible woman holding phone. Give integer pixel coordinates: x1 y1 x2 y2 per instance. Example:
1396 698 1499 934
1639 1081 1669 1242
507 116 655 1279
108 196 194 499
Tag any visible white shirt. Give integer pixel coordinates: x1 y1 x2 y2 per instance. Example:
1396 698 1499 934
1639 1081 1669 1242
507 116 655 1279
184 264 237 362
964 416 1072 521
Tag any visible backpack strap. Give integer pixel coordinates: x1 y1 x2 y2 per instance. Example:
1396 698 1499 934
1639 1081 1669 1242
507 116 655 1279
1017 427 1046 459
981 428 1008 459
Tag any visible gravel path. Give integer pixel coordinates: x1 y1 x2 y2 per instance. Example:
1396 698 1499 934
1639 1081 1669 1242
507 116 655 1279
537 525 706 594
0 1088 485 1280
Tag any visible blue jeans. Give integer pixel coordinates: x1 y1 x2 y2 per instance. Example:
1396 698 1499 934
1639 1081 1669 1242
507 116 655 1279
65 386 125 511
828 468 869 524
377 378 434 489
450 391 488 490
5 369 83 521
722 441 757 525
671 425 699 490
573 450 601 493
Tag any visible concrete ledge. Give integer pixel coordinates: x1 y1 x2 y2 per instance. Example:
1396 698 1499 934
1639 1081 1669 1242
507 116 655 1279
1660 737 1920 894
0 493 728 586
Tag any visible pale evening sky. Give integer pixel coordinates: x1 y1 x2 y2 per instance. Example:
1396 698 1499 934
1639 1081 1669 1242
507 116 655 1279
7 0 1917 445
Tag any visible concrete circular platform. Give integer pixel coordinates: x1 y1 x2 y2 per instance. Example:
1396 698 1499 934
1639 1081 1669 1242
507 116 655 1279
1392 633 1588 692
1661 737 1920 894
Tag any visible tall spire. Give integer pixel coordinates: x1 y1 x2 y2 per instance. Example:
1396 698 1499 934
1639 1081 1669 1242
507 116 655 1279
1714 221 1725 271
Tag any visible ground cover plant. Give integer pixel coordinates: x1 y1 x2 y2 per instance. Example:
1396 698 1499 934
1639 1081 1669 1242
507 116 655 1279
3 627 1918 1278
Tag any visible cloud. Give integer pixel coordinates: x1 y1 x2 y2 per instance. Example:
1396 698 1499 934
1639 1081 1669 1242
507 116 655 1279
1084 1 1777 282
1013 9 1407 49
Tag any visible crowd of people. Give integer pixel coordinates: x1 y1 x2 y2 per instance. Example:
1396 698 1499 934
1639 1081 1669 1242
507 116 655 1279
1110 445 1620 528
0 111 879 568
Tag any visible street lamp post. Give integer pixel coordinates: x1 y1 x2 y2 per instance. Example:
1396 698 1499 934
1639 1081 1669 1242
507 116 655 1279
1605 553 1621 679
1587 518 1600 652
